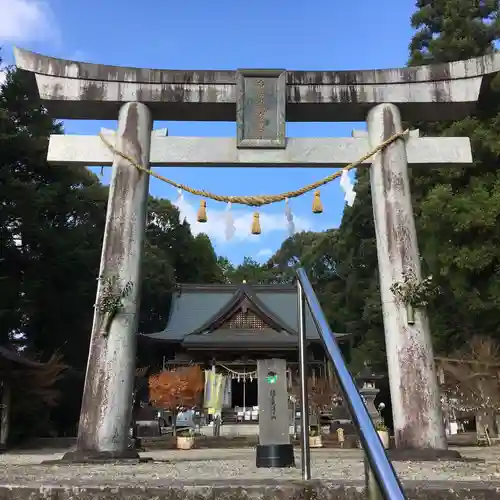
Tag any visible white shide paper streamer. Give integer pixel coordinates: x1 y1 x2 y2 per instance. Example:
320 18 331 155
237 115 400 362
340 169 356 206
224 202 236 241
173 188 184 207
284 198 295 237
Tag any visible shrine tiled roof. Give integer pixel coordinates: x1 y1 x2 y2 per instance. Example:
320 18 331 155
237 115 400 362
142 283 349 346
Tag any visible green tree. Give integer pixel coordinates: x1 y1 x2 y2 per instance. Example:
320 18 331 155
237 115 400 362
327 0 500 367
409 0 500 65
268 230 342 286
188 233 224 283
315 171 385 371
140 199 224 334
139 197 177 334
0 64 107 438
217 256 236 283
408 0 500 352
0 61 248 437
0 66 107 368
219 256 274 284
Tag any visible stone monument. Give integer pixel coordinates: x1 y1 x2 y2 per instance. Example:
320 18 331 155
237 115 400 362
15 46 500 459
256 359 294 468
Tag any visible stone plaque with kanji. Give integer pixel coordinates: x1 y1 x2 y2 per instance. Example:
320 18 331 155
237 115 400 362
236 69 286 149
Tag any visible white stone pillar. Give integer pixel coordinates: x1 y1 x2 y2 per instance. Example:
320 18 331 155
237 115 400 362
367 103 446 450
71 102 152 459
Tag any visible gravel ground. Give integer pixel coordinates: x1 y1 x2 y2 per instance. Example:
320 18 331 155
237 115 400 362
0 447 498 486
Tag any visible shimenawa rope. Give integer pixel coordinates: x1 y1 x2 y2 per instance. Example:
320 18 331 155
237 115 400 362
98 129 409 208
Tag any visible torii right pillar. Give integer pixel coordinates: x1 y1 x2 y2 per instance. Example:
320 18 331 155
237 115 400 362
367 103 452 456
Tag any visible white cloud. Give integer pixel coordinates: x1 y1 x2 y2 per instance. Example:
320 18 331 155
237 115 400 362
0 69 5 86
173 195 314 245
256 248 273 260
0 0 59 43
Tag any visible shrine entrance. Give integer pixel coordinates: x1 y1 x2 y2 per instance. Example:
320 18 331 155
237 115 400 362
15 46 495 459
231 377 258 410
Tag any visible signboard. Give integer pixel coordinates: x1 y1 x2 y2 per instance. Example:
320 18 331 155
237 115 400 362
257 359 290 446
236 69 286 149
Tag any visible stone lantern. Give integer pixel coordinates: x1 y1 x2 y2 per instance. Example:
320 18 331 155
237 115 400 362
356 362 383 423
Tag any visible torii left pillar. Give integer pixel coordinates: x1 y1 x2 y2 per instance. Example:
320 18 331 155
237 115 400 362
64 102 152 461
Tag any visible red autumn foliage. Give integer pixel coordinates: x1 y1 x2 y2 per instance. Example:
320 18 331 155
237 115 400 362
291 375 340 412
148 366 204 412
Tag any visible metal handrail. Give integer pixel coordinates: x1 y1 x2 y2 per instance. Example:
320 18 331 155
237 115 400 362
295 267 406 500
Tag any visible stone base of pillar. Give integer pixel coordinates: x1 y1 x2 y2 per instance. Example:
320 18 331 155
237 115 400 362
255 443 295 468
44 449 152 465
388 448 463 462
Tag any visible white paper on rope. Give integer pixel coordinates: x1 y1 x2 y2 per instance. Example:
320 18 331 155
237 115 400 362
224 202 236 241
340 169 356 206
284 198 295 237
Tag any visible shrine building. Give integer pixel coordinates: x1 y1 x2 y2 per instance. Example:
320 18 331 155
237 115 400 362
139 282 350 420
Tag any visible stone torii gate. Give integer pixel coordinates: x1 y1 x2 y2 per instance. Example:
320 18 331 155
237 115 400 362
14 48 498 461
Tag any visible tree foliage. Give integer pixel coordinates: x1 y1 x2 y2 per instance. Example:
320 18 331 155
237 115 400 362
149 366 204 410
290 375 340 435
5 352 68 442
217 256 275 284
139 198 222 334
291 376 340 412
0 66 107 367
440 336 500 436
407 0 500 352
409 0 500 65
4 0 500 439
0 63 223 438
221 0 500 372
277 0 500 369
148 366 204 434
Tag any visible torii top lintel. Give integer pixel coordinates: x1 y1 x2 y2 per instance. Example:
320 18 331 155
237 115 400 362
14 47 500 122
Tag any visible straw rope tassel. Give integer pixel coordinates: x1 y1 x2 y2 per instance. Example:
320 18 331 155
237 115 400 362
312 190 323 214
197 199 207 223
251 212 261 235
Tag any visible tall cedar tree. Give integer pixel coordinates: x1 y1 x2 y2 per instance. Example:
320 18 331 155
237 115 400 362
408 0 500 351
409 0 500 65
0 66 107 364
0 64 108 437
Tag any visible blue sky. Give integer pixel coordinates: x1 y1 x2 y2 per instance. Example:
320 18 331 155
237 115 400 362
0 0 416 265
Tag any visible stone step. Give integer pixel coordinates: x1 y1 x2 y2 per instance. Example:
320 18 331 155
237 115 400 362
0 481 497 500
